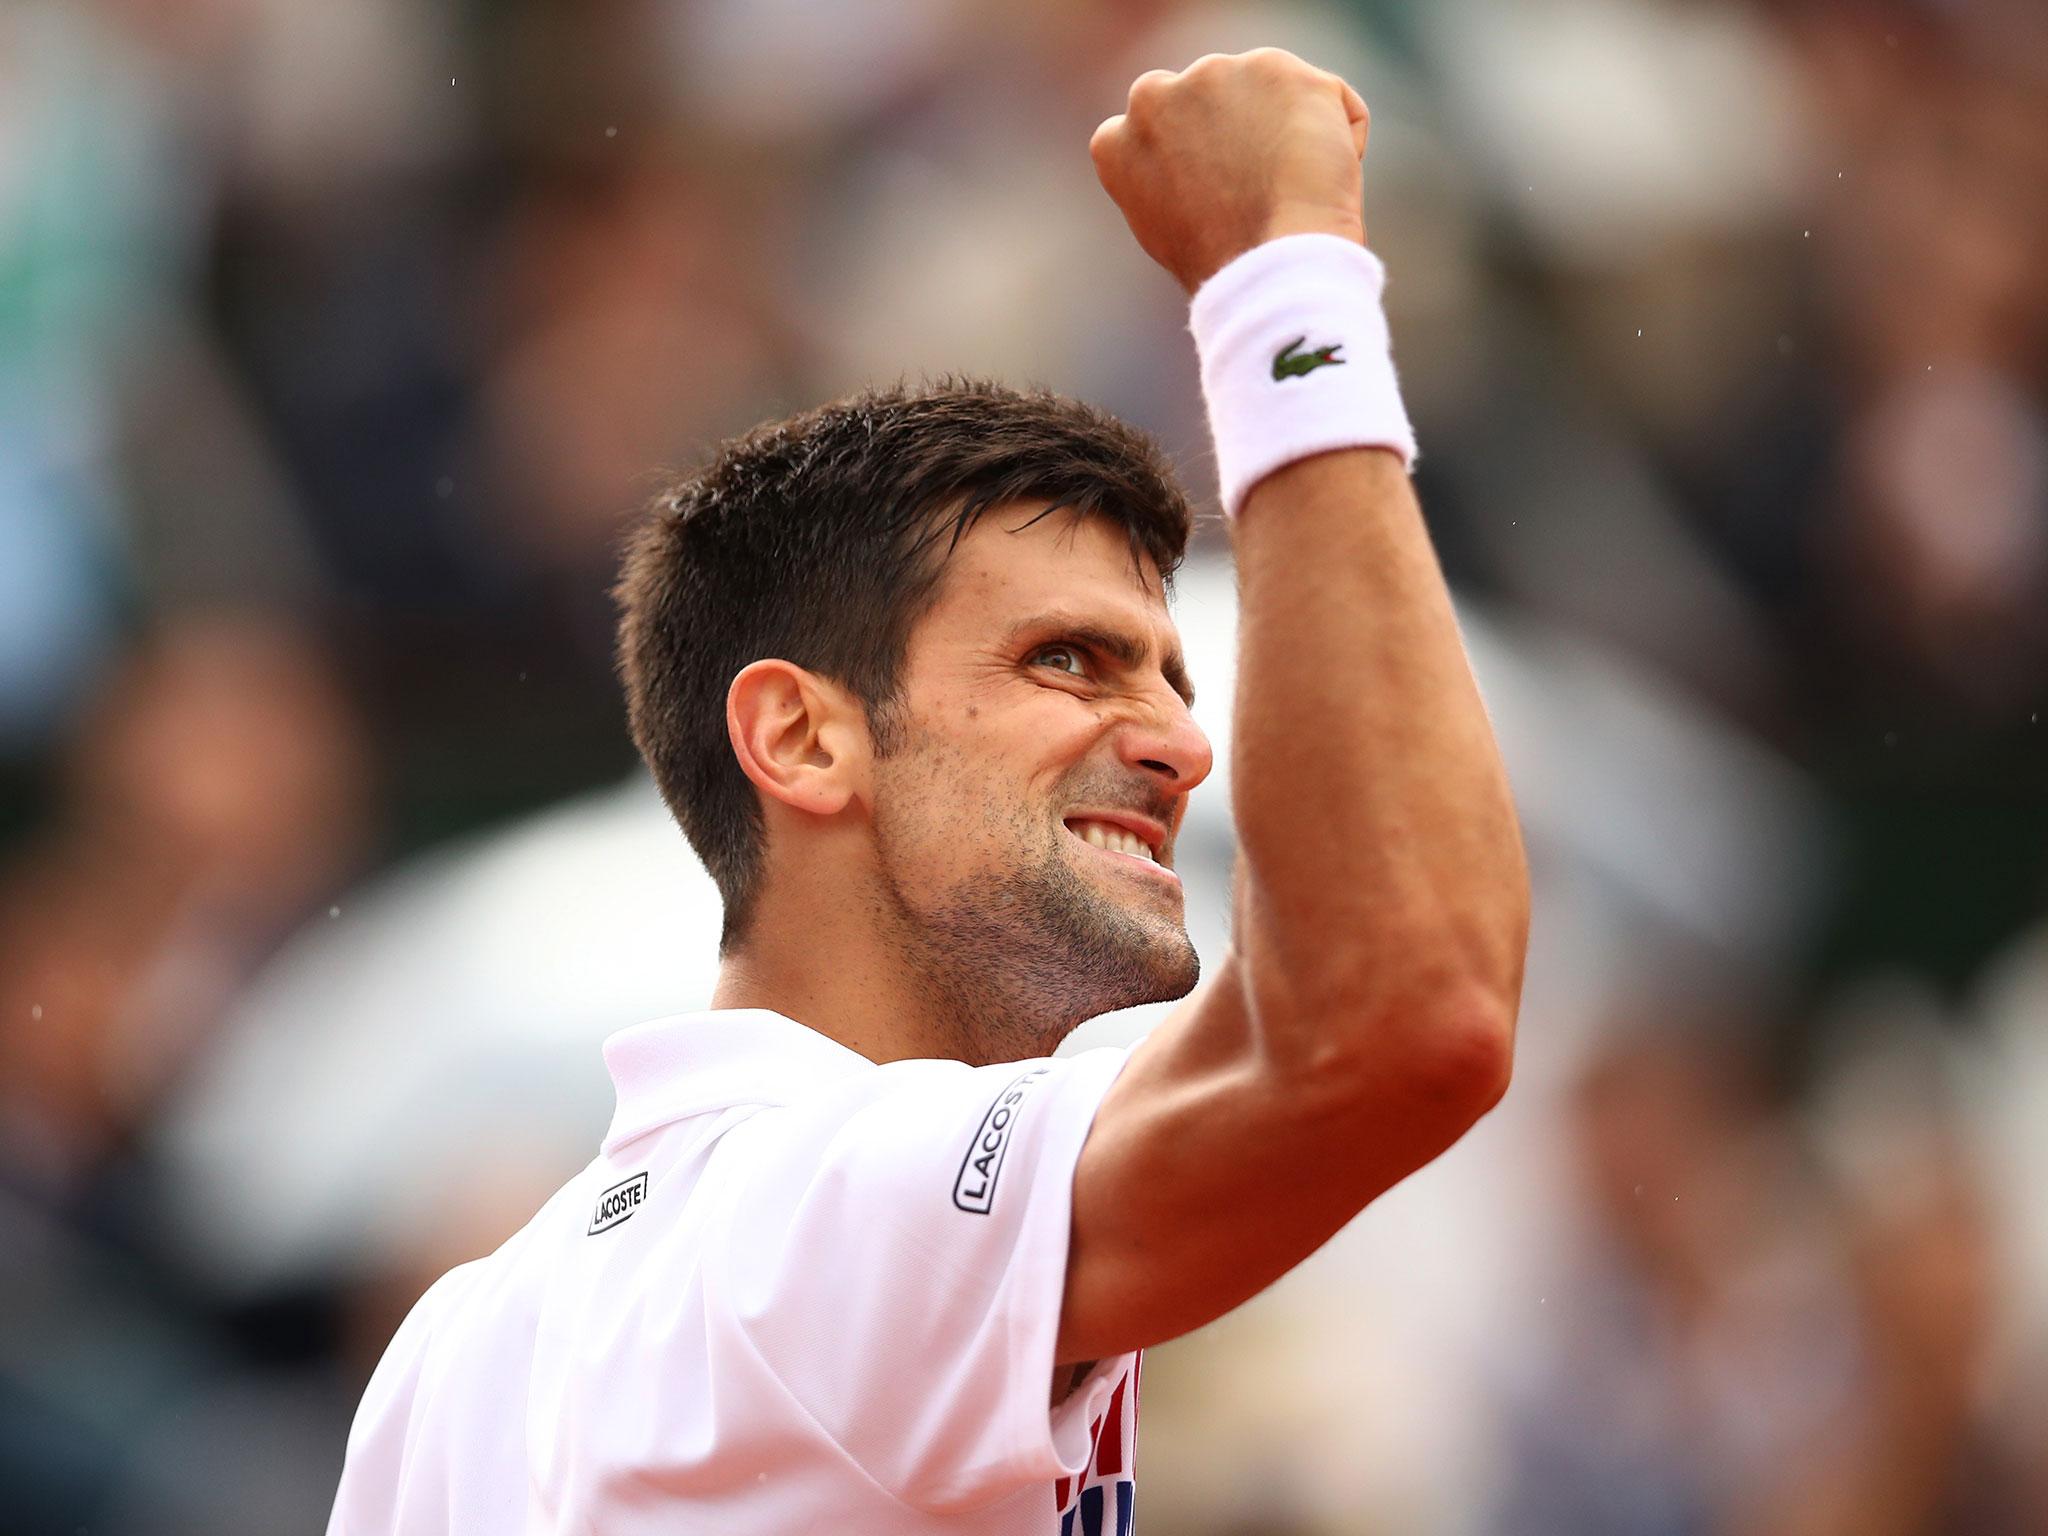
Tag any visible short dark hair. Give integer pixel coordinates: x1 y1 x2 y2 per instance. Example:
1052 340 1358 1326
614 379 1194 949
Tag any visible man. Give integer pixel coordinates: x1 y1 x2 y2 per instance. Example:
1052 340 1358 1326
328 48 1528 1536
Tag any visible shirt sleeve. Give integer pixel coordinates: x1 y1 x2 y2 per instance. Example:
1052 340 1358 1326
706 1045 1134 1514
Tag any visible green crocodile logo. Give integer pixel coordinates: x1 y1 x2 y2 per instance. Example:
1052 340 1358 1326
1272 336 1345 381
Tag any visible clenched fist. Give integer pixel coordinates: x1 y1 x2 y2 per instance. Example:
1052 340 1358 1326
1091 49 1370 295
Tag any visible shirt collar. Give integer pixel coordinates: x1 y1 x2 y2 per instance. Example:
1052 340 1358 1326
600 1009 876 1152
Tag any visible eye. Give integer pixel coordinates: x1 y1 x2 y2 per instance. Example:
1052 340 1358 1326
1030 643 1090 679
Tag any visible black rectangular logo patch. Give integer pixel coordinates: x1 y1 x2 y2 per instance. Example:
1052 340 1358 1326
953 1066 1051 1214
588 1172 649 1235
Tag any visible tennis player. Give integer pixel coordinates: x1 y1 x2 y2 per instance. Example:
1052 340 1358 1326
328 47 1527 1536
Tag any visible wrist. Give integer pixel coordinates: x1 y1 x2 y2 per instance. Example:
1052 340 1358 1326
1188 233 1416 518
1258 207 1365 252
1183 215 1364 295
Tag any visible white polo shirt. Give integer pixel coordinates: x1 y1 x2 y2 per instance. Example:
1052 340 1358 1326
328 1009 1142 1535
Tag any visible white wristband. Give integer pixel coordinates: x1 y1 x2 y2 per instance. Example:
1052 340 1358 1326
1189 233 1417 518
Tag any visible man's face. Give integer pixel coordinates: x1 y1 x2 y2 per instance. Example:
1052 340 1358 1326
864 504 1213 1060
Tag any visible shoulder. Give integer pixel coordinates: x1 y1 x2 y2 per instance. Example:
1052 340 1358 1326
731 1048 1129 1160
710 1047 1133 1229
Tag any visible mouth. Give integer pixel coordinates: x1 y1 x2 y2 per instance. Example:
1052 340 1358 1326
1062 815 1181 887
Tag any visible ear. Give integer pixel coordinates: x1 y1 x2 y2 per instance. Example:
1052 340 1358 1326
726 659 868 819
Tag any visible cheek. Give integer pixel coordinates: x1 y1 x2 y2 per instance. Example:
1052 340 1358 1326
1006 692 1105 761
875 735 1025 854
987 710 1101 820
884 697 1100 842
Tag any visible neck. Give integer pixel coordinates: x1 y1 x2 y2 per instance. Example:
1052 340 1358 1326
710 899 976 1066
709 846 1099 1066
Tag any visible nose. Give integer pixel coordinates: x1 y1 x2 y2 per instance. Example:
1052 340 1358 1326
1117 687 1214 792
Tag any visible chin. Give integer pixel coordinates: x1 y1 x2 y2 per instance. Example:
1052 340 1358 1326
1149 941 1203 1004
1093 917 1202 1012
889 834 1198 1051
1043 862 1195 1001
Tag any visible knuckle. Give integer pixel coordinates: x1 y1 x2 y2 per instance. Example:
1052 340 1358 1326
1244 46 1303 74
1127 68 1174 107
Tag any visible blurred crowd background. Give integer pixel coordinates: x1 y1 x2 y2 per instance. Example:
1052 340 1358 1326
4 0 2046 1531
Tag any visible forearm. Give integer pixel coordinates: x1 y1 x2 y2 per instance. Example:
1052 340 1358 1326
1090 47 1526 1074
1230 445 1527 1067
1059 49 1530 1366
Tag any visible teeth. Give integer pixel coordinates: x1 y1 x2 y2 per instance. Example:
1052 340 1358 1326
1071 820 1154 862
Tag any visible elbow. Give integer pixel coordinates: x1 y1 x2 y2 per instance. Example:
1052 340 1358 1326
1313 981 1518 1130
1424 894 1529 1121
1413 992 1516 1123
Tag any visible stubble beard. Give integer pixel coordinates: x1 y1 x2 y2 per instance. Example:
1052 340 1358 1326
876 815 1201 1064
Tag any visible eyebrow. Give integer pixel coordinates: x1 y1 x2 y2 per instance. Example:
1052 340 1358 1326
1010 614 1195 708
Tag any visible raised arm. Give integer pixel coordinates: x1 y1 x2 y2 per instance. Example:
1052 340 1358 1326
1057 49 1529 1365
